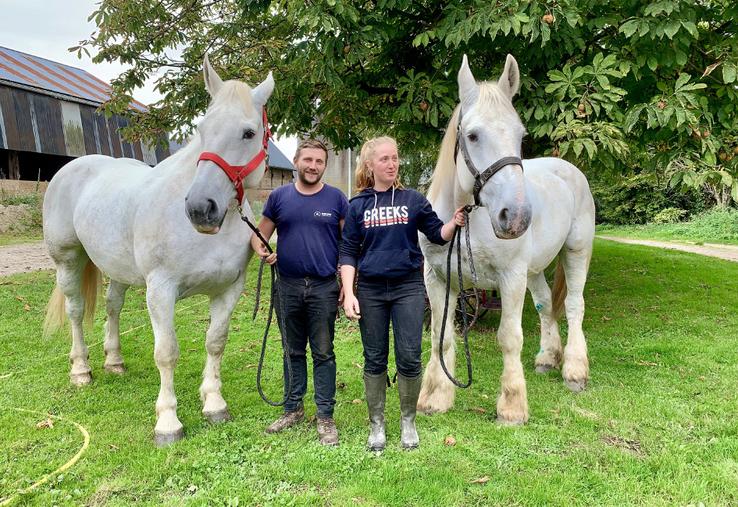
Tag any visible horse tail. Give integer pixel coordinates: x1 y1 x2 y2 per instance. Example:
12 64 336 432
551 259 567 321
43 260 102 336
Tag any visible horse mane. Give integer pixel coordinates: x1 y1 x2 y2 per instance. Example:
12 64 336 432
427 81 517 203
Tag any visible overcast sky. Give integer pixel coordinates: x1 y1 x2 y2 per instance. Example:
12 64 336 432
1 0 296 154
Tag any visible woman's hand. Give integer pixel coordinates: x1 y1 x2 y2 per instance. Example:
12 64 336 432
343 294 361 320
452 206 467 227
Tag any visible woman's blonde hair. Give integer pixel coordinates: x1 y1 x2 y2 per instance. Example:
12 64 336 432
355 136 405 192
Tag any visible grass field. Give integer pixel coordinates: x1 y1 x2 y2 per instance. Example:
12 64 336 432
1 239 737 506
597 207 738 245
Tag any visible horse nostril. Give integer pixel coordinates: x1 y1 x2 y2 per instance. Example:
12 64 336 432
498 208 509 224
205 199 219 219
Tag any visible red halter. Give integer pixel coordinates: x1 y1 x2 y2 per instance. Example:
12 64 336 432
197 107 271 204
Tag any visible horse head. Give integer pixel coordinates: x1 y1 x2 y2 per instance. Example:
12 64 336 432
455 54 531 240
185 55 274 234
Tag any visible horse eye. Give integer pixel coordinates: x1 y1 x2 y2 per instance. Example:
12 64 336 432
242 129 256 140
467 132 478 142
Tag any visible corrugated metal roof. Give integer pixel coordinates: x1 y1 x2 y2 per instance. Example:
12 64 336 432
0 45 147 112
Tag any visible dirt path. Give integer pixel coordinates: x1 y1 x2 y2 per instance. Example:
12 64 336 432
0 241 55 276
597 236 738 263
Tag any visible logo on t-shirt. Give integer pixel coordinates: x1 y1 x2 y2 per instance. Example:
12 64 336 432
314 210 333 218
363 206 409 228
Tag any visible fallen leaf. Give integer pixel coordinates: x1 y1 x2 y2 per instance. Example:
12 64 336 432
471 407 487 414
24 304 31 311
109 444 119 451
187 484 198 494
36 417 54 429
470 476 490 484
601 315 611 322
353 362 362 369
636 360 658 367
337 382 346 389
444 435 456 446
352 399 362 404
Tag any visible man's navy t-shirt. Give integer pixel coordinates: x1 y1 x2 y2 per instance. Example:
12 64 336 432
262 183 348 279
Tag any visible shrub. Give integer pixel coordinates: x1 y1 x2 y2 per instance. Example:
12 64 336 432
652 207 687 224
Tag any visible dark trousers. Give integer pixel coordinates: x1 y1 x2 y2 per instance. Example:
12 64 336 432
357 270 425 378
275 275 338 417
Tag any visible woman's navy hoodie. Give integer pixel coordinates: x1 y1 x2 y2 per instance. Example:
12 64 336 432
339 187 448 279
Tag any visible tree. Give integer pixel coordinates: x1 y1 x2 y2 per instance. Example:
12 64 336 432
77 0 738 204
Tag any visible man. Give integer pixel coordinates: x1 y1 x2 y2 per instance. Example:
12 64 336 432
250 139 348 446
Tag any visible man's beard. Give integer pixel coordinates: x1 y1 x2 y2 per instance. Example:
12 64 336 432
297 169 322 186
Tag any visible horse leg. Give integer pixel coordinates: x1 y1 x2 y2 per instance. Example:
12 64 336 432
527 272 563 373
200 282 242 424
146 282 183 445
417 268 458 414
496 270 528 425
560 248 591 392
56 256 93 386
103 280 128 374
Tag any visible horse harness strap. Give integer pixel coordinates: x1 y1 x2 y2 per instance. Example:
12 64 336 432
455 112 524 206
198 107 272 204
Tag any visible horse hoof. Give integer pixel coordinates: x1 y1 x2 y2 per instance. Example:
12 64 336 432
535 364 557 374
564 379 587 393
70 372 92 386
104 364 126 375
496 415 526 426
204 408 232 424
154 428 184 447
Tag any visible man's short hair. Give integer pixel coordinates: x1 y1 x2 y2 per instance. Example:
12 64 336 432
294 139 329 163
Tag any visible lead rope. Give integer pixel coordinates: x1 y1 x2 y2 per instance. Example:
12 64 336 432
239 210 293 407
438 205 477 388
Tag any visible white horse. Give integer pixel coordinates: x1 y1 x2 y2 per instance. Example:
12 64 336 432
42 56 274 445
418 55 595 424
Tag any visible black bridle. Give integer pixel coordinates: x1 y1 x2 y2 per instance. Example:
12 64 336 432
454 110 524 206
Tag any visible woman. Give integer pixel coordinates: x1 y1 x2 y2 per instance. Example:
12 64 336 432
339 136 465 451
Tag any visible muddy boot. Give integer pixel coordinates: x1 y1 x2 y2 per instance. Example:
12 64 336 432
398 373 422 449
265 407 304 434
364 371 387 451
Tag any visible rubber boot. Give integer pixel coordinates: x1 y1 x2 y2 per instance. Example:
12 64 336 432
364 371 387 451
398 373 422 449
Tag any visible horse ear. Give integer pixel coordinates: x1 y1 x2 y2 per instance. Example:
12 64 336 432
458 54 479 111
251 72 275 107
498 54 520 99
203 54 224 97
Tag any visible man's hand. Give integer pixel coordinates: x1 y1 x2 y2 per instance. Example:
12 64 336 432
250 234 277 265
338 284 346 305
343 294 361 320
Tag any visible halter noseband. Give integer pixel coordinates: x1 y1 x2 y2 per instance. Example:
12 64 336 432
454 110 523 206
197 107 271 204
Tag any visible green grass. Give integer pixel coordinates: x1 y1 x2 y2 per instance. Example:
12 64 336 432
598 207 738 245
1 239 738 505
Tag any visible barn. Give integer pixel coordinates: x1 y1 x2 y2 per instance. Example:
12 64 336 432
0 45 295 199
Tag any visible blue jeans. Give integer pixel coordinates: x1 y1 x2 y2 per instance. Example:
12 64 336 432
357 270 425 378
275 275 338 417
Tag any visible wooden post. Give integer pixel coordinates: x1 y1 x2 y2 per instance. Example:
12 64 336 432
8 151 20 180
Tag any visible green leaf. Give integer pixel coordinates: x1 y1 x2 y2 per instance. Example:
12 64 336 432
681 21 698 38
732 182 738 202
620 20 639 38
723 64 737 84
675 73 690 91
647 57 658 71
664 20 680 39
